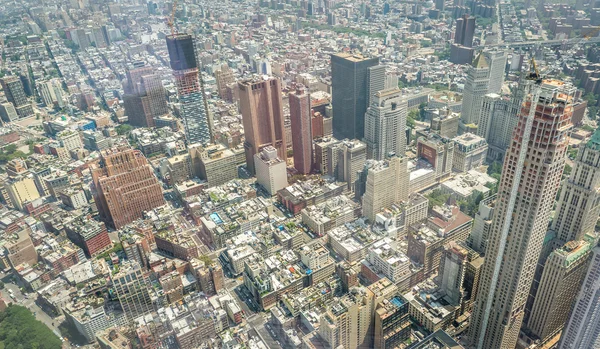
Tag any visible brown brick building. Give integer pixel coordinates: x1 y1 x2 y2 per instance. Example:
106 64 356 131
92 147 165 229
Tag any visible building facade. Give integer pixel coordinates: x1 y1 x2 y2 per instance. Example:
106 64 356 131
92 147 165 229
167 34 213 145
331 53 379 140
365 89 408 161
469 79 574 349
238 76 287 174
289 86 313 174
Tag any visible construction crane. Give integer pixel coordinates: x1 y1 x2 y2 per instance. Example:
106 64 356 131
168 0 178 36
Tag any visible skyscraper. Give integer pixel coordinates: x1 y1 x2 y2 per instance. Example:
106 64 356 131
0 76 34 118
166 34 213 145
454 14 475 47
238 76 287 175
559 245 600 349
364 88 407 160
92 146 165 229
450 15 476 64
524 127 600 344
477 93 519 161
331 53 379 140
483 50 508 94
435 0 445 11
467 194 496 255
526 240 593 344
289 85 313 174
367 65 386 108
460 53 490 133
39 79 65 109
123 66 168 128
468 79 574 349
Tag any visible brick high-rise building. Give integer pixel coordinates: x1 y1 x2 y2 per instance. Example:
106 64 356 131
92 147 165 229
238 76 287 174
167 34 213 145
289 85 313 174
65 217 112 257
468 79 574 349
123 66 168 128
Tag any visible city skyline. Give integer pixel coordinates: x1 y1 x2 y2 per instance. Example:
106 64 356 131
0 0 599 348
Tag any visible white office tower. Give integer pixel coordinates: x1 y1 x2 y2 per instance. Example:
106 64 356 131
254 146 288 196
559 245 600 349
477 93 519 161
367 65 386 107
460 53 490 134
364 89 407 160
468 78 574 349
483 50 508 94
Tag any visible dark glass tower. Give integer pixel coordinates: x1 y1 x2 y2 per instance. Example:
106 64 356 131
331 53 379 140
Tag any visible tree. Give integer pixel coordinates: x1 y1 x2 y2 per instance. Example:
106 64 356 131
426 189 450 208
419 103 427 120
0 305 62 349
115 124 133 135
563 163 572 178
584 93 598 120
408 109 420 121
407 114 416 128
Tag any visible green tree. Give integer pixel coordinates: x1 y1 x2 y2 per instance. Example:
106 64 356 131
0 305 62 349
563 163 572 178
426 189 450 208
115 124 133 135
584 93 599 120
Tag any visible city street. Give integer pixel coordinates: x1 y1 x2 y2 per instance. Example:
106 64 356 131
0 279 63 339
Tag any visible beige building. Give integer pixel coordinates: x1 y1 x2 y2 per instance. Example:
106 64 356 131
336 139 367 191
5 175 41 211
525 126 600 346
362 156 409 221
527 240 593 344
57 129 83 152
189 143 240 187
364 88 407 160
319 283 383 349
452 133 488 173
5 227 38 268
166 154 191 185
